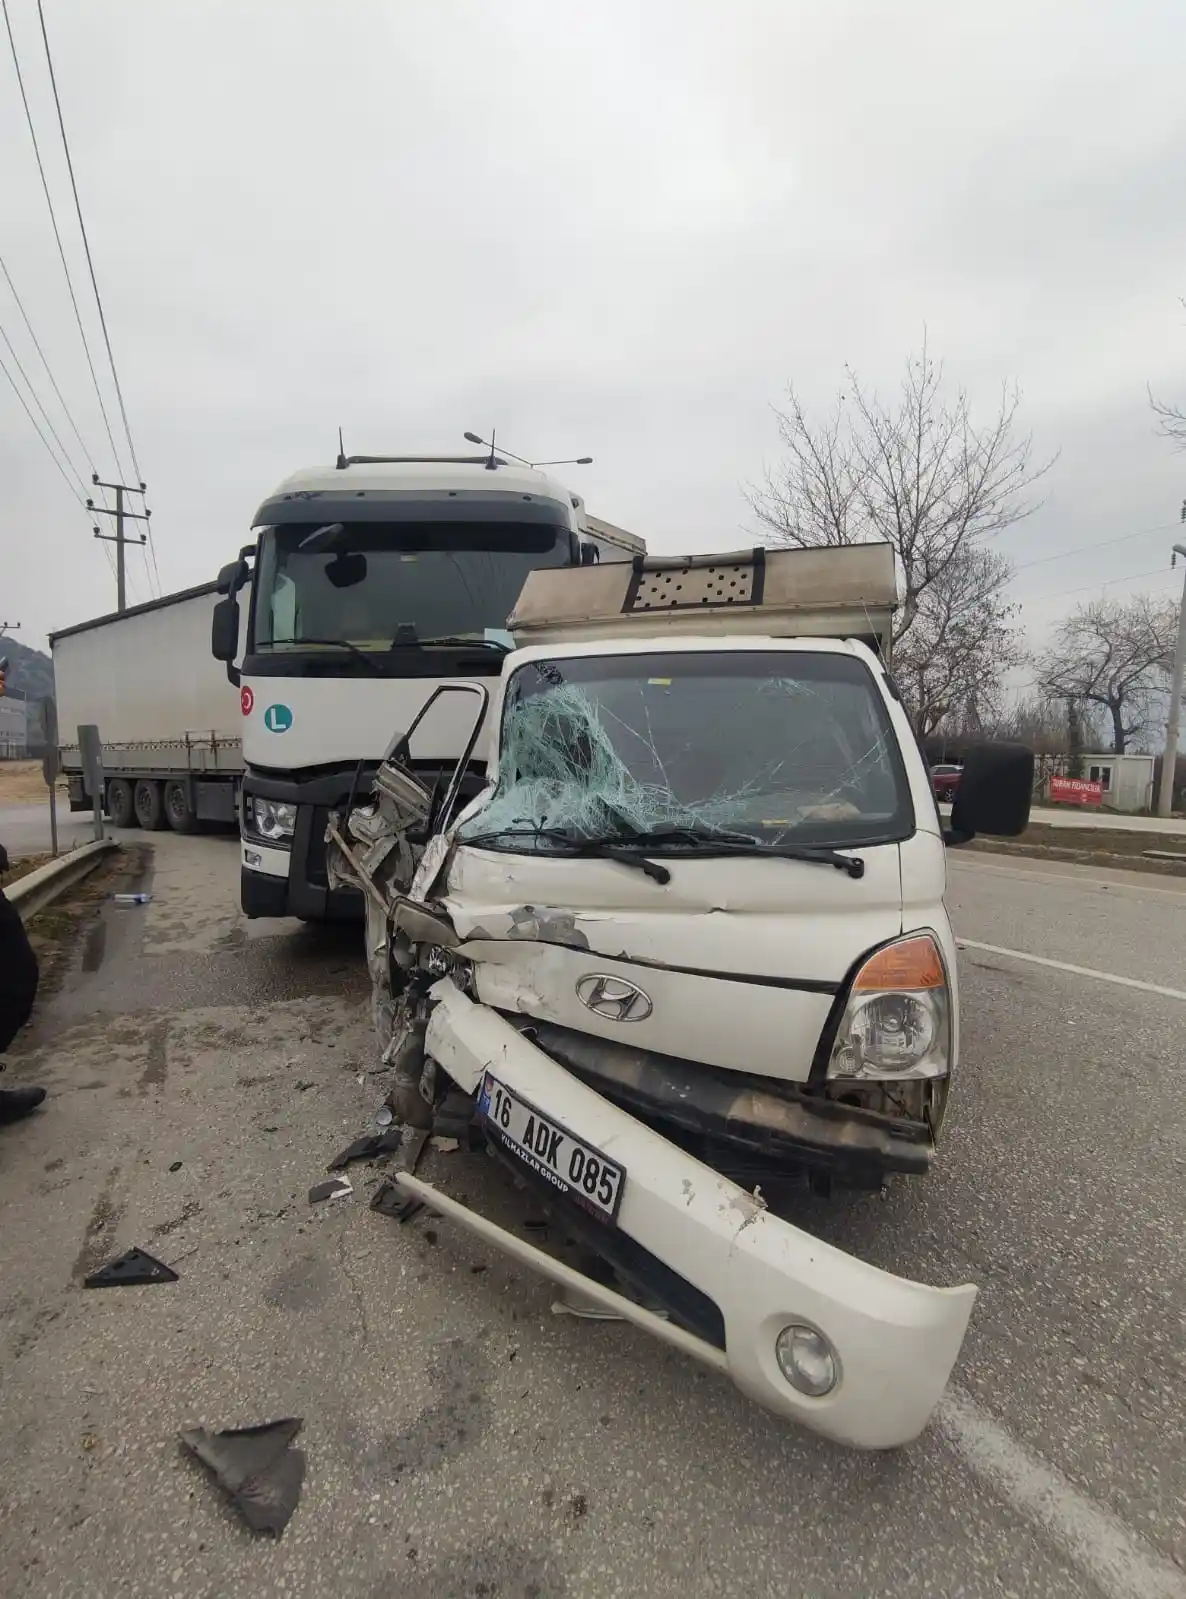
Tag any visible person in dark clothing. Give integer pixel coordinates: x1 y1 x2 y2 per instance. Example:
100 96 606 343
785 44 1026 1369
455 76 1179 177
0 843 46 1123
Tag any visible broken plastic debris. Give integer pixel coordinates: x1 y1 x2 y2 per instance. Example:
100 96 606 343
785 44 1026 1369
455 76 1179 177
308 1176 353 1205
179 1417 305 1537
375 1104 394 1129
430 1136 461 1154
112 892 152 905
327 1129 404 1171
551 1293 625 1322
84 1247 178 1288
370 1181 421 1221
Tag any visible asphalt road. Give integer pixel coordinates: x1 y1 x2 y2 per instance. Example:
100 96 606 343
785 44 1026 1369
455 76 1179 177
1 833 1184 1599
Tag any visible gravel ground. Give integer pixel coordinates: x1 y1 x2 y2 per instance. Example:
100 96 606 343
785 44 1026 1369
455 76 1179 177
0 835 1183 1598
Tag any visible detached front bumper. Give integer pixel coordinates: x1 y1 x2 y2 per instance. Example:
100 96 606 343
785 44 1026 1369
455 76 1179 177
425 980 976 1450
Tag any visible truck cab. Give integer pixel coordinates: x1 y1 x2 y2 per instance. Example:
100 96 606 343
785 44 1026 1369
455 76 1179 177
211 454 641 921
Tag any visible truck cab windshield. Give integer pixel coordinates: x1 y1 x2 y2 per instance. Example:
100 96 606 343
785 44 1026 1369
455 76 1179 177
462 649 913 851
250 521 570 664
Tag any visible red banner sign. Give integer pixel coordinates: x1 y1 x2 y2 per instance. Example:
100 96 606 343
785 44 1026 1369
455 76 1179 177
1049 775 1103 806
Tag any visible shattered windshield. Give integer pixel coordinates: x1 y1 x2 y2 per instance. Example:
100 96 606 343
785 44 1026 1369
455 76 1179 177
460 649 912 851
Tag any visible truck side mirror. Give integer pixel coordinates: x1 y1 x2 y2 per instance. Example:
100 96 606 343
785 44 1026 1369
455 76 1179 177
948 742 1034 843
211 595 241 686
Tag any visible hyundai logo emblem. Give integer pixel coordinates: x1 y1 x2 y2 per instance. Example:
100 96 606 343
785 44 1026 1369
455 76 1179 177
575 974 653 1022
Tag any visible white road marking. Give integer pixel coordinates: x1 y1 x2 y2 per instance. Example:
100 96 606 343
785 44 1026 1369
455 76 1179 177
949 855 1186 901
957 939 1186 1003
938 1388 1186 1599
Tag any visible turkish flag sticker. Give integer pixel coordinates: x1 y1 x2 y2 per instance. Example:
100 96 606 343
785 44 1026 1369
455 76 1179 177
241 685 254 716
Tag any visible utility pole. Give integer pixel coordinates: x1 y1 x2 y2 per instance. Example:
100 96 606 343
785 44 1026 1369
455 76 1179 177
1155 533 1186 817
0 621 20 633
88 474 150 612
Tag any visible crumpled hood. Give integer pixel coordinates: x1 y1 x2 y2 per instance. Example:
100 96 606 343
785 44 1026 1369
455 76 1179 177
440 842 905 1083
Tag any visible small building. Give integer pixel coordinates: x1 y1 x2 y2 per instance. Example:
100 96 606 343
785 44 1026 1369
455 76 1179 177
1074 752 1155 813
0 694 28 758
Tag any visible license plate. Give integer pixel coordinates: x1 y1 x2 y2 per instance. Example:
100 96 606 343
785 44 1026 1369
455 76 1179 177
477 1071 626 1223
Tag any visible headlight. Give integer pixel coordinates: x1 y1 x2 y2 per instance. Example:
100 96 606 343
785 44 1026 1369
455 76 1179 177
827 933 950 1081
245 796 297 842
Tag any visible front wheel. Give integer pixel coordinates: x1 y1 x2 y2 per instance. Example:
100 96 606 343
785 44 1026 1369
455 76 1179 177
164 780 198 834
133 779 167 832
106 777 136 829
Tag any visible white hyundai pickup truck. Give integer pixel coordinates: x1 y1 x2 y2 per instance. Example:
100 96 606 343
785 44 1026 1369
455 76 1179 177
327 543 1033 1449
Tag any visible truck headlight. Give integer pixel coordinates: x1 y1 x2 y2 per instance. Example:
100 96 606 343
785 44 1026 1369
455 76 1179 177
245 796 297 842
827 933 950 1081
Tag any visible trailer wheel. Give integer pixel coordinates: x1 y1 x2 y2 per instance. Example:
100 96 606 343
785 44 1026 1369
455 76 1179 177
106 778 136 829
164 779 199 834
133 779 167 831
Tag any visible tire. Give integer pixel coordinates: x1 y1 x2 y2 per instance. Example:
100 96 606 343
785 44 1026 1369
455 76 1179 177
106 777 136 829
163 779 199 834
133 779 167 832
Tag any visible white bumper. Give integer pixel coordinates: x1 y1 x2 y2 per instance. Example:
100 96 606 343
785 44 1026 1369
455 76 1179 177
426 979 977 1450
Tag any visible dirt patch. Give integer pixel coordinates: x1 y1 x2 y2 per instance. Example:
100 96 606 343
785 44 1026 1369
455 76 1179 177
20 850 140 1002
1 853 53 888
0 761 66 804
969 824 1186 878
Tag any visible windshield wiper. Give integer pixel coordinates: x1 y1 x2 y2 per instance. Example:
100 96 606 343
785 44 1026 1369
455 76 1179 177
412 635 512 653
266 638 385 676
461 827 672 884
590 825 867 880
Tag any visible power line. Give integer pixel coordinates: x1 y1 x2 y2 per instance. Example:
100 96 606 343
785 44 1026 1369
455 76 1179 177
1024 564 1181 606
0 341 87 504
36 0 160 597
0 315 89 494
0 341 119 587
0 247 100 476
1 0 127 481
1013 519 1180 574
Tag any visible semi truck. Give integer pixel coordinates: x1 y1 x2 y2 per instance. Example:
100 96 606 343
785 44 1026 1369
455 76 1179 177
52 453 642 923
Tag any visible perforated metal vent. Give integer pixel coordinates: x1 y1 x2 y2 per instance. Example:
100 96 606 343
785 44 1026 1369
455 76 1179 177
627 559 756 611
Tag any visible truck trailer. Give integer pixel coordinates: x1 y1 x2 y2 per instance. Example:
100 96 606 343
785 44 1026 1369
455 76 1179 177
51 583 243 832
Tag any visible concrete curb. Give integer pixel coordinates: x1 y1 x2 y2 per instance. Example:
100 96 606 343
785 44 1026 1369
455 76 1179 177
7 839 118 923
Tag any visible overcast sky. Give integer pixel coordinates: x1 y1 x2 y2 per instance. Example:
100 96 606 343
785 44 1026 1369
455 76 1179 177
2 0 1184 670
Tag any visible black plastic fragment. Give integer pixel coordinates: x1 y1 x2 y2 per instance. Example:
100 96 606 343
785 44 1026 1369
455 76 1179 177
308 1176 352 1205
327 1128 404 1171
370 1181 422 1222
179 1417 305 1536
84 1248 178 1288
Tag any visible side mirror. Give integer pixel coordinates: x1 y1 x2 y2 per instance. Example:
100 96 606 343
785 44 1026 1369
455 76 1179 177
211 595 241 687
216 556 249 596
948 742 1034 843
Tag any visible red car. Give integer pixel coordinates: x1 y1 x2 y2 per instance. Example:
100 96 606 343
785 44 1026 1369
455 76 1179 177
930 763 963 802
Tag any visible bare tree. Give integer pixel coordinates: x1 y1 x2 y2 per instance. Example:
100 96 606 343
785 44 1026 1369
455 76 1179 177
750 344 1050 730
993 693 1077 756
895 547 1024 737
1149 297 1186 450
1036 596 1178 753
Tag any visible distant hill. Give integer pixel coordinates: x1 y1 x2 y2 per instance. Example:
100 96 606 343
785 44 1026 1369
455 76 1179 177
0 636 54 747
0 635 54 701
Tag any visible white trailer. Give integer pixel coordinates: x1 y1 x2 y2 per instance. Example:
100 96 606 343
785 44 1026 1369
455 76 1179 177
50 584 244 832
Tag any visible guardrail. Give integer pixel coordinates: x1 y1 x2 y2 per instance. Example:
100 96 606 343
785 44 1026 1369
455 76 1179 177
6 839 118 923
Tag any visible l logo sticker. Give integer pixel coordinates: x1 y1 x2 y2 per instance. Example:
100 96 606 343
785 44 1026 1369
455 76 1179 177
263 703 293 733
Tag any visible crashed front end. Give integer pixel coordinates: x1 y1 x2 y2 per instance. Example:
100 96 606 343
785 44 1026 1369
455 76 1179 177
326 647 976 1449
